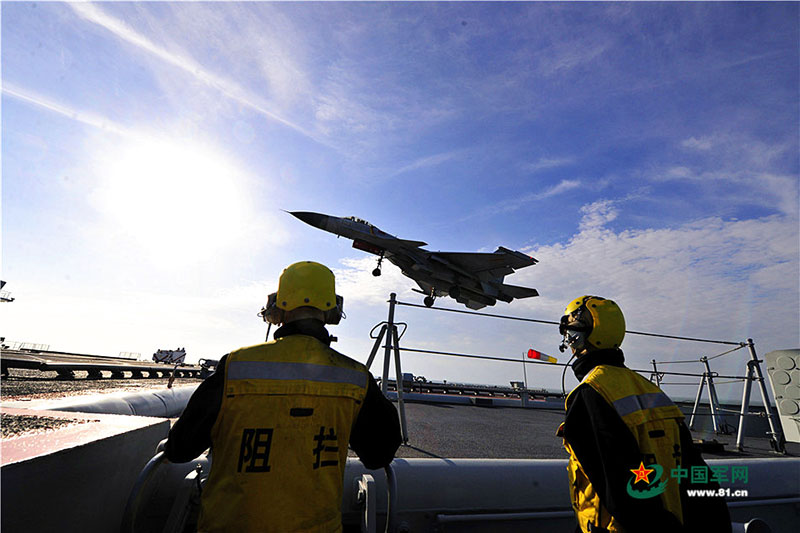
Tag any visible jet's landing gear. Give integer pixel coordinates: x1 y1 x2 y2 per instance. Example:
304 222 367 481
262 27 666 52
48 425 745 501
423 287 436 308
372 254 384 277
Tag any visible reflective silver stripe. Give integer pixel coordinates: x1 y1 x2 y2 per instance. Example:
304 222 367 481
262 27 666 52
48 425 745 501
227 361 366 388
612 392 675 418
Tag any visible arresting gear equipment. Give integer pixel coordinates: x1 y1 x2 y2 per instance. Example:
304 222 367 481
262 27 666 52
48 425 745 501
121 440 398 533
121 447 777 533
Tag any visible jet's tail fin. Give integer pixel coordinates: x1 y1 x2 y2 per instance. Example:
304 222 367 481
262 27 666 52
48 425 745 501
495 246 538 268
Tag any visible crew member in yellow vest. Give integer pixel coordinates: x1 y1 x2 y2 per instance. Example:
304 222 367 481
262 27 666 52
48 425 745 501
557 295 730 533
165 261 401 532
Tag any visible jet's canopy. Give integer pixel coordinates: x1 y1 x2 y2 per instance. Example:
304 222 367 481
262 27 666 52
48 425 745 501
345 216 373 226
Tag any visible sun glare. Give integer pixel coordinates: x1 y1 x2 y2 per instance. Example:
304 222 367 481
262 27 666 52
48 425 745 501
90 138 249 264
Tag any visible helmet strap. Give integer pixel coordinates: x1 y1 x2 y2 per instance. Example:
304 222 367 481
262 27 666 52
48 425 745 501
564 329 588 354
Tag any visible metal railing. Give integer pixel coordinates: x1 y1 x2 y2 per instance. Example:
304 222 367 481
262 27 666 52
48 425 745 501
368 293 786 454
4 341 51 351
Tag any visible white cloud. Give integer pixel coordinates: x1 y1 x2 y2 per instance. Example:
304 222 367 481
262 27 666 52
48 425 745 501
462 179 582 222
653 166 799 218
68 2 318 143
535 39 610 78
332 257 419 308
515 9 613 80
388 150 463 178
2 84 132 138
541 179 582 199
511 208 799 398
678 132 793 171
755 173 800 218
664 166 693 179
681 136 714 151
523 157 576 173
578 199 618 231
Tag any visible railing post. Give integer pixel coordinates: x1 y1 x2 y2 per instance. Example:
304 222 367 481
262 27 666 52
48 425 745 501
650 360 661 386
689 373 706 430
746 338 785 452
381 293 397 395
366 325 387 370
736 359 754 451
391 326 409 444
702 357 721 433
522 352 529 389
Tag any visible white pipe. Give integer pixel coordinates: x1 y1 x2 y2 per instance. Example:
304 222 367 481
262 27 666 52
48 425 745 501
29 384 199 417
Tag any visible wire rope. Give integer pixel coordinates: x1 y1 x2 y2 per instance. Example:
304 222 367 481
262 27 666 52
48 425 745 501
652 344 746 365
395 300 743 345
396 346 749 380
707 344 746 360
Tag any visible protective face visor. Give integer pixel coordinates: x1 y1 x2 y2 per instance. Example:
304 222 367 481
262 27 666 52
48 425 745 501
559 310 591 353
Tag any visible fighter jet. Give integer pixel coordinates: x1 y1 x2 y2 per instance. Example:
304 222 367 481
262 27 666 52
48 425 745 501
289 211 539 310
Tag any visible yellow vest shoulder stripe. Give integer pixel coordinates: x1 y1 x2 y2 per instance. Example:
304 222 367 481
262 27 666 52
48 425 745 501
227 360 367 388
224 338 368 400
612 391 676 417
582 365 684 425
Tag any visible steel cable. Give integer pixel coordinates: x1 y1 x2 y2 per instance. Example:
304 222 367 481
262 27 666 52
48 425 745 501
396 346 749 380
395 300 743 345
652 344 746 365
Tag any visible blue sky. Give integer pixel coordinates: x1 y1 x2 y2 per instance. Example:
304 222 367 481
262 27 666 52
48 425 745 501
2 2 798 402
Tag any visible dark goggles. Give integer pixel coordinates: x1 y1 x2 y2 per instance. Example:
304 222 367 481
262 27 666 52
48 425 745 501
559 314 591 336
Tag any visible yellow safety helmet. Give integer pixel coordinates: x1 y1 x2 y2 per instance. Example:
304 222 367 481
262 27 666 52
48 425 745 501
276 261 337 313
560 295 625 350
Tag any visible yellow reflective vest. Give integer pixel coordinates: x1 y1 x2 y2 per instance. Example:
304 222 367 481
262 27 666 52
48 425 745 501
564 364 685 533
199 335 370 533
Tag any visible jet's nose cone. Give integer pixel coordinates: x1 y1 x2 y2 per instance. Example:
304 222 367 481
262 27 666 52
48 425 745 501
290 211 329 229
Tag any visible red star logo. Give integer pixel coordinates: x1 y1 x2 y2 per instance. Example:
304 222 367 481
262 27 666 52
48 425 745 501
630 462 654 484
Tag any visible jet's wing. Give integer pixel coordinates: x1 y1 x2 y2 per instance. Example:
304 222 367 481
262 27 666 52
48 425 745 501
412 280 434 295
431 246 537 278
396 238 428 248
362 233 427 249
499 283 539 299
